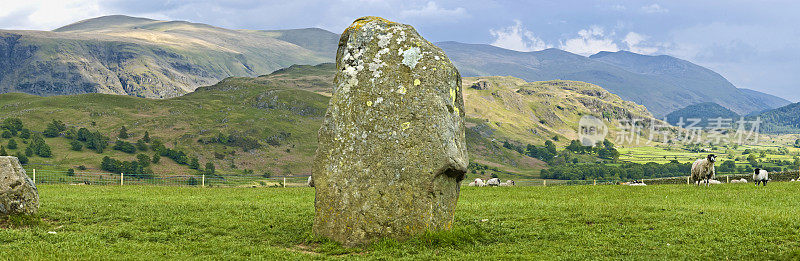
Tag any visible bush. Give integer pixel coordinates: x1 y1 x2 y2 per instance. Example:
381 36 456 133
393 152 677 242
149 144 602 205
19 129 31 139
152 154 161 164
1 130 11 139
70 140 83 151
188 177 199 186
0 146 6 156
67 169 75 176
113 140 136 154
118 126 128 139
136 154 151 167
7 139 17 150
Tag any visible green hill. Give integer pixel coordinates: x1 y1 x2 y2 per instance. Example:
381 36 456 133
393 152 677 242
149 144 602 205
0 63 666 178
753 102 800 134
0 15 331 98
665 102 740 127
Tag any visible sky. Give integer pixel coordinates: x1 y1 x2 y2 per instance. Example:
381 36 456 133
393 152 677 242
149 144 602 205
1 0 798 101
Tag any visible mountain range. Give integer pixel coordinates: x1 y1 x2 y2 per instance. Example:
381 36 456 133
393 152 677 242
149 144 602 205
0 15 791 118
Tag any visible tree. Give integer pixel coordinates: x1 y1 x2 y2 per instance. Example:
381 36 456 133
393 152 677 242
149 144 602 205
135 139 148 151
136 154 151 167
14 152 28 164
31 135 52 157
189 157 200 170
1 130 11 139
118 126 128 139
25 146 33 157
545 140 557 155
747 154 758 166
566 140 585 154
0 146 6 156
19 129 31 139
205 162 215 175
70 140 83 151
152 153 161 164
67 169 75 176
43 119 66 138
113 140 136 154
719 160 736 173
142 131 151 143
7 139 17 150
1 118 23 135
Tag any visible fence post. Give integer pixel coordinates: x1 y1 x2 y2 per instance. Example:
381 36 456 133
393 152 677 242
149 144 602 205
594 179 597 186
33 169 36 184
283 177 286 188
120 173 124 186
543 180 546 187
687 176 690 185
727 175 729 183
202 174 205 187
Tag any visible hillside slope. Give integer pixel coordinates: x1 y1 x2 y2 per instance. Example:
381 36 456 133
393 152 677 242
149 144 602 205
754 102 800 134
437 42 774 117
0 15 331 98
665 102 740 127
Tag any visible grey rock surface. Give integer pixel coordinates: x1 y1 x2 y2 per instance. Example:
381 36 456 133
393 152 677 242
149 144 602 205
313 16 468 246
0 156 39 216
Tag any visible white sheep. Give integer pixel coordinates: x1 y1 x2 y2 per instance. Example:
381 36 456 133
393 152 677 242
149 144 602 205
730 178 748 183
486 178 501 187
499 180 515 187
691 154 717 186
468 178 486 187
307 176 314 187
753 168 769 186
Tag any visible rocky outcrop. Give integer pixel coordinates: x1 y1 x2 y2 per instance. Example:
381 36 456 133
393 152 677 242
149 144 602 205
313 17 467 246
0 156 39 216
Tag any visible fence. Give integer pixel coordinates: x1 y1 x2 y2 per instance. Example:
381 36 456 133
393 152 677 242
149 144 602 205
23 168 800 188
25 169 311 188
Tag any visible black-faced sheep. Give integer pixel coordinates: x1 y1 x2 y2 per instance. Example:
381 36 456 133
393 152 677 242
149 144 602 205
753 168 769 186
307 176 314 187
486 178 501 187
691 154 717 186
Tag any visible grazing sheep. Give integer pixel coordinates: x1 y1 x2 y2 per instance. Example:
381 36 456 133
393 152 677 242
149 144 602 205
486 178 501 187
691 154 717 186
730 178 748 183
468 178 486 187
307 176 314 187
499 180 516 187
753 168 769 186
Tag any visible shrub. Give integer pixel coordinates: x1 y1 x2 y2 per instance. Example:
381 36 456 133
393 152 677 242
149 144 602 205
14 152 28 164
43 120 66 138
113 140 136 154
7 139 17 150
118 126 128 139
67 169 75 176
70 140 83 151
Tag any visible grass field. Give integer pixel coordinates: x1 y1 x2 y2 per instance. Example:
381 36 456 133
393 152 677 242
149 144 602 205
2 184 799 259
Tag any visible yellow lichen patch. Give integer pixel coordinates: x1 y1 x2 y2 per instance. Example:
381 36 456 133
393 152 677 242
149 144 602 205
366 101 373 107
401 122 411 130
397 86 407 94
414 79 421 86
347 16 395 32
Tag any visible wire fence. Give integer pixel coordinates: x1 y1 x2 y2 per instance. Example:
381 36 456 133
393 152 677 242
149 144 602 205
24 168 312 188
22 168 800 188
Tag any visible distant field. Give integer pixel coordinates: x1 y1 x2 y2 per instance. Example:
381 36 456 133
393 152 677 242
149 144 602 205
2 184 799 259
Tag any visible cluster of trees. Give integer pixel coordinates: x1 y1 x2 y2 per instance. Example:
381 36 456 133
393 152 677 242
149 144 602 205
101 156 153 178
197 132 262 151
540 161 692 180
565 140 620 161
503 138 620 164
502 140 558 162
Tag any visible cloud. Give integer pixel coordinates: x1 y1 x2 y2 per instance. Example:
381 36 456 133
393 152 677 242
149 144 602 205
641 4 668 14
623 32 659 55
489 20 550 52
399 2 468 20
559 25 619 56
0 0 106 30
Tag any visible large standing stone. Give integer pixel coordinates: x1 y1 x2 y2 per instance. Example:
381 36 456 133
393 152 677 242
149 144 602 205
0 156 39 216
313 17 468 246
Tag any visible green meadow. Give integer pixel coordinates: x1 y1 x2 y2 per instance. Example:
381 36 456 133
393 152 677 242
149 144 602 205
2 183 799 260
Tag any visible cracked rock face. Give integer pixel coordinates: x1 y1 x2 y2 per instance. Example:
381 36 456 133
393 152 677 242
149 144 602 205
0 156 39 217
313 16 468 246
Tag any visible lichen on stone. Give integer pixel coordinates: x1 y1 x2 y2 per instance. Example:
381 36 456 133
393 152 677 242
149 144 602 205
313 16 467 247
